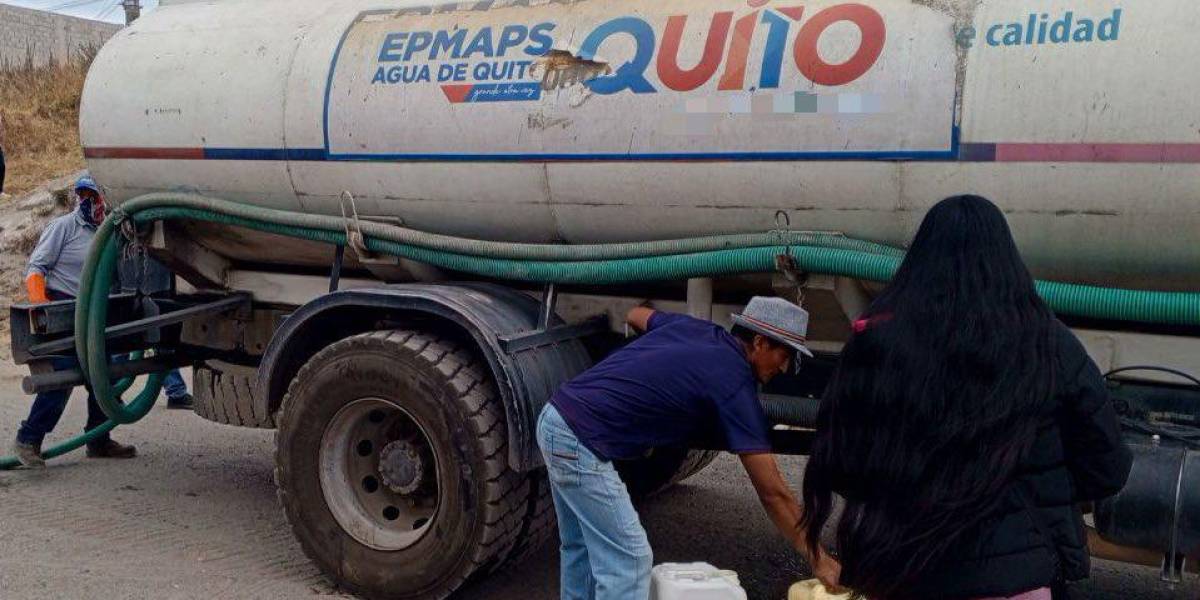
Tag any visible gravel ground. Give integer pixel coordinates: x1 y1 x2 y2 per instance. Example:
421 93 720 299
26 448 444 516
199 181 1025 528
0 368 1194 600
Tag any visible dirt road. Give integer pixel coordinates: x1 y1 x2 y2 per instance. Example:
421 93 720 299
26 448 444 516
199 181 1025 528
0 370 1193 600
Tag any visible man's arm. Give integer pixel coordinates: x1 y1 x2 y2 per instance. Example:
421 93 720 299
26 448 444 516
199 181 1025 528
740 453 843 591
25 220 67 303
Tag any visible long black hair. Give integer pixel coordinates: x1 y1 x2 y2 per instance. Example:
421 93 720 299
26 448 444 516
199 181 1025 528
801 195 1058 599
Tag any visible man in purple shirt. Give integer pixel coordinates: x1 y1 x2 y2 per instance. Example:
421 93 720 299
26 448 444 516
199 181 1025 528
536 297 842 599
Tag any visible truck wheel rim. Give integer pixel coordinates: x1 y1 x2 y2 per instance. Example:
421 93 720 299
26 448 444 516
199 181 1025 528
319 397 440 551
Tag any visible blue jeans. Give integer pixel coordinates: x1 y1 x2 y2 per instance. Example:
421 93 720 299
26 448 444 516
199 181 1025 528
537 405 653 600
16 356 112 447
162 369 188 400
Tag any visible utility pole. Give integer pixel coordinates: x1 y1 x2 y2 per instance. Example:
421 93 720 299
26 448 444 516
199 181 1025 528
122 0 141 25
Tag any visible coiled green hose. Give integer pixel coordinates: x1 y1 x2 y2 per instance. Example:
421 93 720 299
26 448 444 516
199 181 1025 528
3 192 1198 469
0 352 150 470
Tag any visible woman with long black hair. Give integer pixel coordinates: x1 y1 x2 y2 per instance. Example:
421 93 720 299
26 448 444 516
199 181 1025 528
801 195 1132 599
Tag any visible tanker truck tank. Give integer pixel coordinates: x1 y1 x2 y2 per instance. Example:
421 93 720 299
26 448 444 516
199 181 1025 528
79 0 1200 293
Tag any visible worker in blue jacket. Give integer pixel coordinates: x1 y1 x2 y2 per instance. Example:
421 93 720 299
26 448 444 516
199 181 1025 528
11 174 138 467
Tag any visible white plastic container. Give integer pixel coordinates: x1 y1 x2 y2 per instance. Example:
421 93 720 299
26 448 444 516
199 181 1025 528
789 579 851 600
650 562 748 600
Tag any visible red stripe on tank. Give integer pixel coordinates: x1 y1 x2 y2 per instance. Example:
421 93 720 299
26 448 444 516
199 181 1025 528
81 144 1200 163
992 143 1200 163
84 147 205 160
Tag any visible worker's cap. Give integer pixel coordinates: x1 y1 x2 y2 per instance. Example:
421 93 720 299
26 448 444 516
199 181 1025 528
74 174 102 196
731 297 814 358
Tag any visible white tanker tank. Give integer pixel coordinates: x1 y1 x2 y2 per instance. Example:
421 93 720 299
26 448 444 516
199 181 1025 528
80 0 1200 292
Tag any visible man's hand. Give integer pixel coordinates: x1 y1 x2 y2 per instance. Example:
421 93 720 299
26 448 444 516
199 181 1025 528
625 306 655 334
25 273 49 304
811 548 845 594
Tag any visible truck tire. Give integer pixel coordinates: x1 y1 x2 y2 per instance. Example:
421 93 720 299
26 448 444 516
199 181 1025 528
274 330 532 599
617 448 721 499
193 361 274 428
503 469 557 565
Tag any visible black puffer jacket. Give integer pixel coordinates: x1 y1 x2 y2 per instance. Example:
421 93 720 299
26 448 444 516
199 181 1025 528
907 322 1133 599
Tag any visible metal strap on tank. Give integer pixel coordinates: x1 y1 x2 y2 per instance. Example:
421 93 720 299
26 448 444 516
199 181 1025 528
339 190 399 266
1162 444 1189 583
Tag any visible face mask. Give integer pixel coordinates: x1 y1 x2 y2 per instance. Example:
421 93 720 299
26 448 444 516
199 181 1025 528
78 193 106 226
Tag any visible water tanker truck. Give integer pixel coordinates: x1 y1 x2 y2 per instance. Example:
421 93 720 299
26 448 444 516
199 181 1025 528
6 0 1200 596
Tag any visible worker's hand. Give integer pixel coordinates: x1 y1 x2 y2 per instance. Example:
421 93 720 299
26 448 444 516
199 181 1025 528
625 306 656 334
25 273 49 304
811 548 845 594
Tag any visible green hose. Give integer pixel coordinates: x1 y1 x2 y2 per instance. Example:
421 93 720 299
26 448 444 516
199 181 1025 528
75 215 167 425
4 192 1198 469
0 352 150 470
120 194 1200 324
125 195 906 261
0 419 117 470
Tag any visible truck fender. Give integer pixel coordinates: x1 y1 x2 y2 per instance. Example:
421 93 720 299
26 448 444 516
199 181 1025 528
256 283 592 472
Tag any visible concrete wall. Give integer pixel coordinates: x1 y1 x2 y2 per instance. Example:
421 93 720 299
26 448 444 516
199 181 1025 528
0 3 121 70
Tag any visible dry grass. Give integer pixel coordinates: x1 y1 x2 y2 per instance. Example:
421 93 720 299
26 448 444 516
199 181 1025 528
0 50 96 361
0 49 96 198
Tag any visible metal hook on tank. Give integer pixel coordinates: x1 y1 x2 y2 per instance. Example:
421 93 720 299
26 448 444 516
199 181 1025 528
339 191 398 266
772 210 807 305
774 210 793 255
